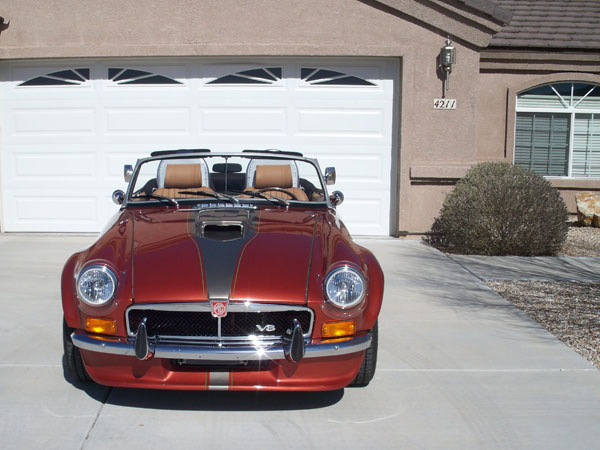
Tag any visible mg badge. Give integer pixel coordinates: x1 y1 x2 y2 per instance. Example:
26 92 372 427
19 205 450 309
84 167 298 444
211 300 228 318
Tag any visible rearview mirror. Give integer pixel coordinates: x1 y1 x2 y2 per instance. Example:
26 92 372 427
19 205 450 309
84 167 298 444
124 165 133 183
324 167 336 185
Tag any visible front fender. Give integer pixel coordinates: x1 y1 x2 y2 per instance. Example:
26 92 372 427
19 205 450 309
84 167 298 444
61 211 134 332
306 211 384 335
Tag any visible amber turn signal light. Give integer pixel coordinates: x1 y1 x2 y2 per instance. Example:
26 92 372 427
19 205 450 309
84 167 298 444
85 317 116 335
322 320 356 338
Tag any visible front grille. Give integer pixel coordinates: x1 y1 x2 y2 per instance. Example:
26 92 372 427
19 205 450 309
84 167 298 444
127 304 313 340
129 310 217 337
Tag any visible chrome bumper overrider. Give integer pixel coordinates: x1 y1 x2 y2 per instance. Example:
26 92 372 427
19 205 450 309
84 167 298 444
71 332 371 362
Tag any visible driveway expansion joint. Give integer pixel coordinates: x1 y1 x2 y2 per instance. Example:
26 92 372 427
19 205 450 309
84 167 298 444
448 254 600 283
79 387 112 450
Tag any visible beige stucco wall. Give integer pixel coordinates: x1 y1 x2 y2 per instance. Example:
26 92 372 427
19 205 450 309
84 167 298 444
0 0 496 59
0 0 502 234
399 41 482 232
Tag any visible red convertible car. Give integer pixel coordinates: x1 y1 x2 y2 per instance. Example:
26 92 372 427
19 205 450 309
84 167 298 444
62 149 384 391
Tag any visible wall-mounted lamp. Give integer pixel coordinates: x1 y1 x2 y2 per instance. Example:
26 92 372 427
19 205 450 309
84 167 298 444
0 16 10 32
438 37 456 94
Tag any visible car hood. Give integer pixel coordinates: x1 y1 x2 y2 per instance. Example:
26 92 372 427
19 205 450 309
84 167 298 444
131 206 320 304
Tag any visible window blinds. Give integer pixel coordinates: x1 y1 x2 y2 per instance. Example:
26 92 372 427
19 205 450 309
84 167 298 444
572 113 600 177
515 112 570 176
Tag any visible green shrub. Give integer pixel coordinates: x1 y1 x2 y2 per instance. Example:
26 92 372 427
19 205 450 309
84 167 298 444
426 162 568 256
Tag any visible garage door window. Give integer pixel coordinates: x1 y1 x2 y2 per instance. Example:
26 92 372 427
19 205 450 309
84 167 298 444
19 68 90 86
515 82 600 177
108 68 181 85
208 67 282 85
301 68 375 86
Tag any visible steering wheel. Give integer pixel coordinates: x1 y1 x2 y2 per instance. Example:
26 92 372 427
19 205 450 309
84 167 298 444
256 187 299 201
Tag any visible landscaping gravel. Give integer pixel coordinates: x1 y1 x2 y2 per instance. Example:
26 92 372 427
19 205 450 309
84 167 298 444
487 280 600 369
486 224 600 370
559 224 600 257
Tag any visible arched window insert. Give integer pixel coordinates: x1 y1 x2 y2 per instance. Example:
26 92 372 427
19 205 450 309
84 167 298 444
515 82 600 178
301 68 375 86
207 68 282 85
108 68 181 85
18 68 90 86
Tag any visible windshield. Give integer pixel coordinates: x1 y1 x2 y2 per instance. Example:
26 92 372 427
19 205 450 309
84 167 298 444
128 154 327 207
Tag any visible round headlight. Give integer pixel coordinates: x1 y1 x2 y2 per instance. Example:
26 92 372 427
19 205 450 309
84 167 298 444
76 265 117 307
324 266 366 309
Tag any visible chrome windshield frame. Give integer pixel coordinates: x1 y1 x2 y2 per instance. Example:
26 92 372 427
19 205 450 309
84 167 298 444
123 151 332 209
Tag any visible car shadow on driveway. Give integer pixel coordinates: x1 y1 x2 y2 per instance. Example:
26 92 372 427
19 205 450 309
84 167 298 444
62 356 345 411
106 386 344 411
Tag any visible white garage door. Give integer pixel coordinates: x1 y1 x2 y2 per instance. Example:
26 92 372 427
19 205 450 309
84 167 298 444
0 58 397 235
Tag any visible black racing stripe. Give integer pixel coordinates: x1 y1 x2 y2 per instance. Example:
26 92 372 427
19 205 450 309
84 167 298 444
192 209 258 299
187 210 207 299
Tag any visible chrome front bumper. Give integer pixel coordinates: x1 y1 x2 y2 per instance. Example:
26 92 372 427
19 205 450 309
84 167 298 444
71 332 371 362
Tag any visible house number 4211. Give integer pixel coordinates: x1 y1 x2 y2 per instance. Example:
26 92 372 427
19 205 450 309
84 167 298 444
433 99 457 110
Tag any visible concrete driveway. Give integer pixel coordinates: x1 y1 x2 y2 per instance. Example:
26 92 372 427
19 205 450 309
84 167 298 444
1 235 599 450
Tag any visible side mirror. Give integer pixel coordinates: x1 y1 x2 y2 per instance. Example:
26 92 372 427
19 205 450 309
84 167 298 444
324 167 336 185
329 191 344 207
112 190 125 205
124 165 134 183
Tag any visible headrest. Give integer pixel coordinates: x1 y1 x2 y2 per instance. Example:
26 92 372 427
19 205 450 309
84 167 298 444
164 164 203 188
157 158 210 188
254 165 293 189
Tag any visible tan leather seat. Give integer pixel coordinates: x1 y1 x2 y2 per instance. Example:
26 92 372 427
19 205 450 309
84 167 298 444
244 164 308 201
154 164 214 198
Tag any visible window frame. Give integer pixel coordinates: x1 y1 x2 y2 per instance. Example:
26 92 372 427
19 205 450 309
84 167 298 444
514 81 600 179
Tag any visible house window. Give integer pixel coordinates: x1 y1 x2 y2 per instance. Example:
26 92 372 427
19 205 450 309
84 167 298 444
515 82 600 177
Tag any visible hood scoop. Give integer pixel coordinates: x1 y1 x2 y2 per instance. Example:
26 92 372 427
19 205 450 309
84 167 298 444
195 209 251 241
202 223 243 241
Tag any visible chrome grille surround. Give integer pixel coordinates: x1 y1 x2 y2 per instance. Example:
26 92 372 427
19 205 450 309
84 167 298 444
126 302 314 344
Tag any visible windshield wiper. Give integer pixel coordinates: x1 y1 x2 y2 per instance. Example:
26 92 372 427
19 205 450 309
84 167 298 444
236 190 289 207
130 193 178 206
178 190 239 204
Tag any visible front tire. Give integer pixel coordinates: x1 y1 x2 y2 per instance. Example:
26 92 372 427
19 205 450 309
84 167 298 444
349 321 378 387
63 318 91 383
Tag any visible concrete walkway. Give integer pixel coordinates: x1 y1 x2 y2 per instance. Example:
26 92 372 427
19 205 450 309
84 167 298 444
450 254 600 282
1 235 599 450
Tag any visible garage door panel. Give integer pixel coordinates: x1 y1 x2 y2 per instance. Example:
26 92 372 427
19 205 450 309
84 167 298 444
105 108 191 134
197 92 289 107
1 58 397 235
3 145 99 181
336 197 388 233
16 196 97 221
200 108 287 135
5 88 95 102
14 153 96 178
203 139 297 153
313 154 387 182
297 108 384 137
5 192 99 232
101 91 194 106
11 108 95 135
